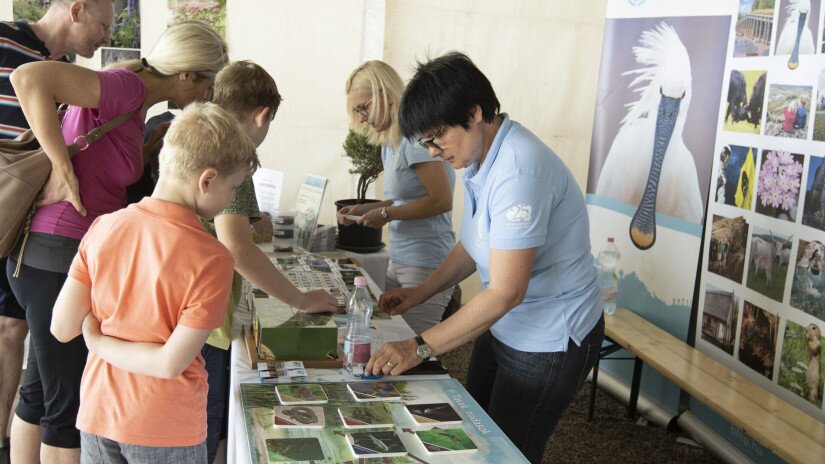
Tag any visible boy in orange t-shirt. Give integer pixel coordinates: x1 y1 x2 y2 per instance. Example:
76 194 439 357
49 102 259 462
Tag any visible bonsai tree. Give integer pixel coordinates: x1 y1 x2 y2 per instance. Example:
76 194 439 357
342 129 383 202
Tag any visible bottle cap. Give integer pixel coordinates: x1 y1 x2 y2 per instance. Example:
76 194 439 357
354 276 368 286
607 237 614 243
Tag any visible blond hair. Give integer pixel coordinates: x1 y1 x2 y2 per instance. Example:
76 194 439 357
159 102 260 181
345 60 404 148
110 21 227 81
212 61 282 121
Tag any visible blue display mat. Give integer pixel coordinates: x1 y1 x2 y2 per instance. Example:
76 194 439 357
240 378 528 463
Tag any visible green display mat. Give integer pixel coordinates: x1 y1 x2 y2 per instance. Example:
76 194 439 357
240 378 528 463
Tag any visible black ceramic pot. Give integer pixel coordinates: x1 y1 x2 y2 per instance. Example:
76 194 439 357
335 199 384 250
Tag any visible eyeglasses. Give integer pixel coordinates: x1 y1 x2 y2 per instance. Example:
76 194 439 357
417 126 445 150
353 100 371 118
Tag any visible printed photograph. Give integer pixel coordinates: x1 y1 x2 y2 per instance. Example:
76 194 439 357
265 437 325 462
347 430 407 458
406 402 463 425
272 405 325 428
587 16 730 233
790 239 825 319
337 405 393 428
774 0 818 69
779 320 823 408
110 0 140 49
734 0 774 57
709 215 750 283
715 145 757 209
802 155 825 231
764 84 813 138
738 301 780 379
274 383 328 405
813 72 825 141
415 428 478 454
724 70 767 134
347 381 401 402
100 47 139 68
13 0 47 21
701 284 739 355
746 226 792 301
755 150 804 222
168 0 226 36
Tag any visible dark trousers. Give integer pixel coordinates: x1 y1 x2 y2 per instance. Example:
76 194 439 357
7 259 86 448
201 344 229 464
466 315 605 463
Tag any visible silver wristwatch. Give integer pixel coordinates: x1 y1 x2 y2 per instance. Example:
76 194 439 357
414 335 432 359
380 206 389 220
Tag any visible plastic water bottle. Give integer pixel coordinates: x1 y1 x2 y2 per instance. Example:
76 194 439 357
598 237 620 315
343 276 373 375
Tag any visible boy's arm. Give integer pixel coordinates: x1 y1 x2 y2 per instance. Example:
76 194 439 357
82 314 211 380
51 277 93 343
214 213 339 313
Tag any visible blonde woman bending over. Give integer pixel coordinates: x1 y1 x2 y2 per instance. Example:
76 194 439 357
338 61 456 334
6 21 227 464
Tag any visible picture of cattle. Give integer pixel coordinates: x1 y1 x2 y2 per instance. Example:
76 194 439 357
715 145 757 210
802 155 825 231
746 227 792 301
701 285 739 355
709 215 749 283
738 300 779 380
764 84 813 139
734 0 773 57
790 238 825 319
779 319 823 408
755 150 804 223
723 70 767 134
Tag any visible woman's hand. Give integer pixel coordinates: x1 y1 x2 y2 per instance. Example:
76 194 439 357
359 207 388 228
365 338 422 376
336 204 362 226
378 287 420 316
38 165 86 216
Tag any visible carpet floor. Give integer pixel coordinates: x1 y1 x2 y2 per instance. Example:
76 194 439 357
438 341 724 464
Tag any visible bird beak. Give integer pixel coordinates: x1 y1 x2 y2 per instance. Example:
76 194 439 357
788 11 807 70
629 93 682 250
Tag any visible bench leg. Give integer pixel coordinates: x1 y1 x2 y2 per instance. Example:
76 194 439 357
587 355 600 422
628 357 643 418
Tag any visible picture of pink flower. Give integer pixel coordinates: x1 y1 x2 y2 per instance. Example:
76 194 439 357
168 0 226 36
755 150 804 222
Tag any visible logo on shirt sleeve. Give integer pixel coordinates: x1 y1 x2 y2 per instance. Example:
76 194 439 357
505 205 532 222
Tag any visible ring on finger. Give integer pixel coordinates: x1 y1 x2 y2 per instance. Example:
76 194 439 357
385 361 395 368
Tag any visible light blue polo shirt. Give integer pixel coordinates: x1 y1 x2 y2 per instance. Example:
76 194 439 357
383 137 456 268
461 114 601 353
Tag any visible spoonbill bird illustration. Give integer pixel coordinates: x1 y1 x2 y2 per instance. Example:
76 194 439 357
595 22 702 250
776 0 814 69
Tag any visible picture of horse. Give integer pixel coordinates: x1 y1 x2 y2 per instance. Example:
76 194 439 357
738 301 779 380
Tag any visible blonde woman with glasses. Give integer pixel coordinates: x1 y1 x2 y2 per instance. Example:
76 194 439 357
338 60 456 334
6 21 227 464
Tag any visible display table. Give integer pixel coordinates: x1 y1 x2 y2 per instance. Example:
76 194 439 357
227 249 527 463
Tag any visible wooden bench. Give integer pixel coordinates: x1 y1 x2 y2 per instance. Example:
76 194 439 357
588 308 825 464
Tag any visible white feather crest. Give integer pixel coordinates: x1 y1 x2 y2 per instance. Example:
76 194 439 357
620 22 691 127
785 0 811 27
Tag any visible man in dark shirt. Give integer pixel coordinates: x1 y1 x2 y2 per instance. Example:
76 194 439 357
0 2 113 462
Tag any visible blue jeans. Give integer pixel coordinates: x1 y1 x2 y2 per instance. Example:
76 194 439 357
80 432 206 464
466 315 605 463
201 344 229 464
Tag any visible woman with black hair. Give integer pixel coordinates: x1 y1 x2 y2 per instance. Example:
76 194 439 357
366 52 604 463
